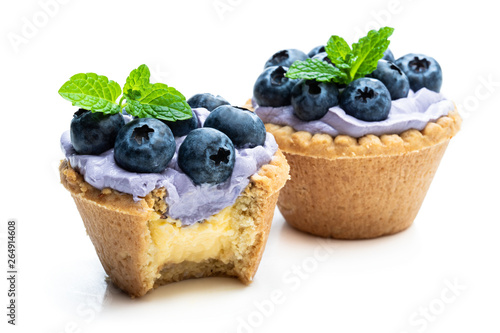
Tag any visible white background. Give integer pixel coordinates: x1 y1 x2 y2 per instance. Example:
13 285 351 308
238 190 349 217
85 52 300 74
1 0 499 332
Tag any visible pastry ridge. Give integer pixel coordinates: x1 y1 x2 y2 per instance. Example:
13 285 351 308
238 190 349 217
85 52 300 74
265 109 461 159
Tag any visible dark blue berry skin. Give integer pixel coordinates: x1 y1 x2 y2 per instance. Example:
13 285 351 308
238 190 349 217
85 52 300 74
114 118 176 173
253 66 298 107
70 109 125 155
368 60 410 100
308 45 325 58
187 93 230 111
161 113 199 137
204 105 266 148
178 128 235 185
340 78 392 122
291 80 339 121
395 53 442 93
382 49 395 62
264 49 308 69
312 52 333 65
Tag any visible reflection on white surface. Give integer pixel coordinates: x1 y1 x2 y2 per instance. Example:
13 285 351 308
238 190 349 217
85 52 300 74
46 213 424 333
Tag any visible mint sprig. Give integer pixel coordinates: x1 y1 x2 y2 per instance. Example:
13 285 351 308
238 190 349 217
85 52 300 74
286 27 394 85
58 64 192 121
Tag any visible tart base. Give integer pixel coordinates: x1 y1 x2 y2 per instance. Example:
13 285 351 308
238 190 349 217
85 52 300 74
60 149 289 297
279 141 449 239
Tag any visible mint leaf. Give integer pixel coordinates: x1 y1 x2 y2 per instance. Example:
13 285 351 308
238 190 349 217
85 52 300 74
123 64 151 96
348 26 394 80
124 83 192 121
325 35 351 65
286 58 347 83
285 27 394 85
58 73 122 114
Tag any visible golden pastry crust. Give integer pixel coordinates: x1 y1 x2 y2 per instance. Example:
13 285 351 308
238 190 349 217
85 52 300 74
279 141 449 239
60 149 289 297
266 109 461 159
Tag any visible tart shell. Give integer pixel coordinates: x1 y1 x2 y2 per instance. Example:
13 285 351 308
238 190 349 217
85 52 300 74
60 149 289 297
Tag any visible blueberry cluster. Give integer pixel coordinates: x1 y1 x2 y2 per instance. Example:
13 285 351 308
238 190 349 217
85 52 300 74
253 48 443 122
69 94 267 185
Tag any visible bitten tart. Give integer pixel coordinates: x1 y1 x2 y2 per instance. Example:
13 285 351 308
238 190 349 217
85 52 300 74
58 65 289 297
60 149 288 297
250 27 461 239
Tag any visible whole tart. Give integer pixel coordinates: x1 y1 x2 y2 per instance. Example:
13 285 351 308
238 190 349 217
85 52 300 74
258 105 461 239
57 64 290 297
60 145 288 297
250 28 462 239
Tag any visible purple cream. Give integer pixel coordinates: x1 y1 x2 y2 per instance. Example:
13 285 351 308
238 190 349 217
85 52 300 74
254 88 455 138
61 108 278 226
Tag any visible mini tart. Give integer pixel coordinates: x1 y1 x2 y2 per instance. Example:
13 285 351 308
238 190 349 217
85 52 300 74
245 99 461 239
60 149 289 297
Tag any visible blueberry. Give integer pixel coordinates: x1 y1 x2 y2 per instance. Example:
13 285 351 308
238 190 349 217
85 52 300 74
312 52 333 65
340 78 391 122
70 109 125 155
368 60 410 100
114 118 176 173
308 45 325 58
382 49 395 62
253 66 298 107
291 80 339 121
161 113 199 137
204 105 266 148
395 53 442 92
187 93 230 111
178 128 235 185
264 49 308 69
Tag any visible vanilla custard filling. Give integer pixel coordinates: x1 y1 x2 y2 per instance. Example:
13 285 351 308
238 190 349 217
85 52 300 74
148 203 256 267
